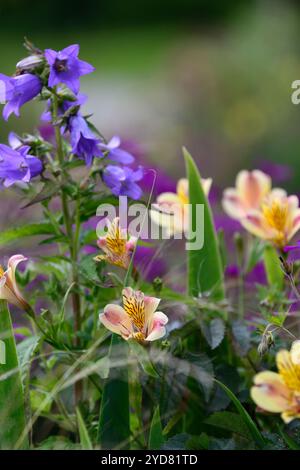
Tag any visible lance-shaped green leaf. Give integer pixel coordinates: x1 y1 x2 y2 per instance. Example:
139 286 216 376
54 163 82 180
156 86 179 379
0 301 28 449
263 244 284 289
0 223 54 247
76 407 93 450
183 148 225 300
149 406 165 450
98 334 130 449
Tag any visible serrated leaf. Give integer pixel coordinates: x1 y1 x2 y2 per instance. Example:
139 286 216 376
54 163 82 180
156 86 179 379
232 320 251 356
188 352 214 401
200 318 225 350
184 147 225 301
149 406 165 450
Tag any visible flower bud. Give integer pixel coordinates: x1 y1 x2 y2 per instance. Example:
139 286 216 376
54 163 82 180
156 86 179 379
16 55 44 73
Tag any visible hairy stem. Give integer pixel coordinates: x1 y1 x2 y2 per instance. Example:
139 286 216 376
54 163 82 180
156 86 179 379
52 92 82 405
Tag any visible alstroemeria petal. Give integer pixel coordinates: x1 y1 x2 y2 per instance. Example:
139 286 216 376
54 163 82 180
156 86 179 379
291 341 300 365
100 304 133 339
251 371 291 413
236 170 271 208
241 211 269 239
144 295 160 323
222 188 246 220
146 311 168 342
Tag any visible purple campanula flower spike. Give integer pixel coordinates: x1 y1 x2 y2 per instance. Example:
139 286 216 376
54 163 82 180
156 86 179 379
0 73 42 120
69 115 102 166
45 44 94 94
99 136 135 165
103 165 144 199
41 92 87 122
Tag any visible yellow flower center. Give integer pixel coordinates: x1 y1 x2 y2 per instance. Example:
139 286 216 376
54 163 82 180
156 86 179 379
262 200 288 233
122 290 145 331
106 223 126 256
0 265 4 278
277 350 300 392
177 187 189 206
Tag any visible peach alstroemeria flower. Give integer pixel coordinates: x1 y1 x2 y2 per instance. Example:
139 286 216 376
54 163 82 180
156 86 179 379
95 217 137 269
241 189 300 248
251 341 300 423
222 170 271 220
0 254 28 310
99 287 168 342
150 177 212 236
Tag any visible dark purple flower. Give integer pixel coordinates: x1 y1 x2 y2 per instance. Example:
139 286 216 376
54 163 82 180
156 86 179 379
69 114 102 166
0 73 42 120
45 44 94 94
99 136 135 164
225 262 266 285
103 165 144 199
0 143 42 187
134 245 167 281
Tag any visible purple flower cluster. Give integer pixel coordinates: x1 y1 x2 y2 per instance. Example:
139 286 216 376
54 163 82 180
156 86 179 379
0 42 144 198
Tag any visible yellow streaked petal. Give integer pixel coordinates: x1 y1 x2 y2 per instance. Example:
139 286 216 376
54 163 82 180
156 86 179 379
251 371 291 413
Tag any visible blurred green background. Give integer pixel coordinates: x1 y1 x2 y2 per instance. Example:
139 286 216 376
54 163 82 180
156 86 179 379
1 0 300 191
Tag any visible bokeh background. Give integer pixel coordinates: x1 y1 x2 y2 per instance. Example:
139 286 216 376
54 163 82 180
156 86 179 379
1 0 300 245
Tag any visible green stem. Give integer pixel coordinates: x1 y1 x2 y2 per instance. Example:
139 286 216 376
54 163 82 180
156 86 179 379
52 92 82 405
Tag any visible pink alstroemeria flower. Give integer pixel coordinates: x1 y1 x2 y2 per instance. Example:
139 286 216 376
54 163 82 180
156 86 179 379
95 217 137 269
251 341 300 423
99 287 168 342
241 189 300 249
0 254 29 310
222 170 271 220
150 177 212 236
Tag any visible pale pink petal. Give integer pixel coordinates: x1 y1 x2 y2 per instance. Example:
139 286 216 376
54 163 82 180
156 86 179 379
269 188 287 200
157 192 182 206
144 295 160 322
99 304 133 339
289 209 300 240
236 170 271 209
176 178 189 203
145 311 168 341
222 188 246 219
125 237 137 252
201 178 212 196
5 255 27 308
251 371 291 413
241 211 269 239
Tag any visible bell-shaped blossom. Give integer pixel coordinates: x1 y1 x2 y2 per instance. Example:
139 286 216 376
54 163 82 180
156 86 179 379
0 143 42 187
95 217 137 269
0 255 29 310
222 170 271 220
251 341 300 423
99 136 135 165
99 287 168 342
0 73 42 120
68 115 102 166
103 165 144 200
45 44 94 94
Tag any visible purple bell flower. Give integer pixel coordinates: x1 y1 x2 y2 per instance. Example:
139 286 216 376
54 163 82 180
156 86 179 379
45 44 94 94
69 114 102 166
0 143 42 187
0 73 42 120
41 92 87 122
103 165 144 200
99 136 135 165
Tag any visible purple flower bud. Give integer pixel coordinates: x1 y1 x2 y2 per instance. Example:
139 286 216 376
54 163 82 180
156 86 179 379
16 55 44 73
0 73 42 120
45 44 94 94
103 165 144 200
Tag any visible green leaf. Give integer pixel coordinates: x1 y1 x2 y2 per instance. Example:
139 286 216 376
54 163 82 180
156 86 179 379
277 426 300 450
205 411 253 441
148 406 165 450
98 334 130 449
215 379 265 448
263 244 283 289
129 341 158 378
0 223 54 247
22 182 61 208
0 301 28 449
76 407 93 450
183 148 225 300
200 318 225 350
